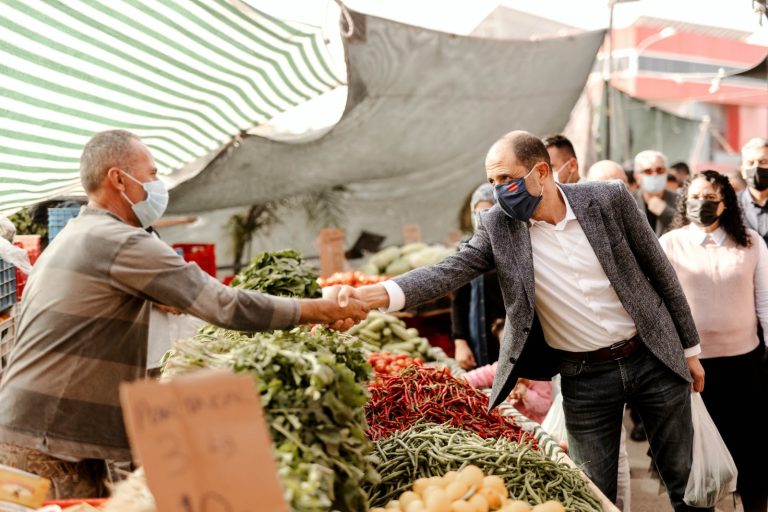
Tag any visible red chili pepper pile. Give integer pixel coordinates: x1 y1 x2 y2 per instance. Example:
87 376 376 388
365 366 536 446
369 352 424 377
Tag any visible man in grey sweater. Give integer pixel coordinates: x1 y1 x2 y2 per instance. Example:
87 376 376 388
0 130 367 498
335 131 707 511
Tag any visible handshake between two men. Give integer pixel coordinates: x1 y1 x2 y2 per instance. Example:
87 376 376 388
300 283 390 331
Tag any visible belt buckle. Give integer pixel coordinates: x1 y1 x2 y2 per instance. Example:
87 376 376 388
609 340 630 359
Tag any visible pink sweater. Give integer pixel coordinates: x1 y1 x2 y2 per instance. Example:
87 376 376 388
660 227 761 359
461 363 553 423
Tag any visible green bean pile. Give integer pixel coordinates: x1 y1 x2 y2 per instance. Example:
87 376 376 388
366 424 601 511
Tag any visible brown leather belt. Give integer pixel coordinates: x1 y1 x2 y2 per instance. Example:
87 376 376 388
559 337 642 362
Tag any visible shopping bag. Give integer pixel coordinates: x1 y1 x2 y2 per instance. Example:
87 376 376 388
541 391 567 443
683 392 737 507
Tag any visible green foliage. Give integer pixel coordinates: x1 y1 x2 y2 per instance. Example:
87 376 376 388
163 327 377 512
231 249 321 298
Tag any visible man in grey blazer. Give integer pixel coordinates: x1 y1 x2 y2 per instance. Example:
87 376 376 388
338 131 707 511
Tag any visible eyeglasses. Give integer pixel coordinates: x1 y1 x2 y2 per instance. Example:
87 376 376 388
639 167 666 176
688 194 721 202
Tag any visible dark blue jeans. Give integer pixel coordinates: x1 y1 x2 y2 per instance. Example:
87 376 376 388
559 344 709 512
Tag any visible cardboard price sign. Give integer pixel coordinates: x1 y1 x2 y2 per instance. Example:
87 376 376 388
120 371 288 512
319 228 346 278
401 224 422 244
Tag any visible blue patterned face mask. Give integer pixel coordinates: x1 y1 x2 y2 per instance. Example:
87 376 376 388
493 166 543 222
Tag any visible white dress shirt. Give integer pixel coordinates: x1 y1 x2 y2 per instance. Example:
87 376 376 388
383 188 701 356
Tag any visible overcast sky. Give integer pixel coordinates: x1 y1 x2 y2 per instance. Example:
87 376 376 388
254 0 768 38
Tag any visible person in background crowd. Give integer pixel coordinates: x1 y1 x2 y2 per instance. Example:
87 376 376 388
660 170 768 512
670 161 691 185
632 150 678 237
726 169 747 194
0 130 368 499
543 134 580 184
666 174 680 192
738 137 768 245
451 183 505 370
333 131 707 511
586 160 629 187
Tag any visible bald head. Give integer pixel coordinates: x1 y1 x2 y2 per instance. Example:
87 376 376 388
587 160 628 185
486 131 551 173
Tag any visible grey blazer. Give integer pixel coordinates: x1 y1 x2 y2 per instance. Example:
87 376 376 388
393 181 699 410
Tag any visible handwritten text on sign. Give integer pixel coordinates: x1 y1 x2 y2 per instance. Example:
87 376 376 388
120 371 288 512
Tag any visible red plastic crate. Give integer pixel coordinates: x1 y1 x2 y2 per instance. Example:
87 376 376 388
13 235 42 300
42 498 106 508
172 243 217 277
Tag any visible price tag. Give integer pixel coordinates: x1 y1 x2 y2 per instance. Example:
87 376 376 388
401 224 422 244
318 228 346 278
120 371 288 512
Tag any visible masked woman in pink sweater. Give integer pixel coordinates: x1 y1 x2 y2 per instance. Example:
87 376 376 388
659 170 768 512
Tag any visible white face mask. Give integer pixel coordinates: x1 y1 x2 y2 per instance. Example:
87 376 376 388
641 174 667 194
553 160 570 184
121 171 169 228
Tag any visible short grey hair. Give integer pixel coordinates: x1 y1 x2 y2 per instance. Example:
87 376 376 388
633 150 667 173
80 129 141 193
470 183 496 211
742 137 768 154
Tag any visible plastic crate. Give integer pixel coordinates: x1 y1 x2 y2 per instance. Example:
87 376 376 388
48 207 81 241
13 235 42 300
42 498 106 509
172 243 217 277
0 258 16 313
0 312 15 371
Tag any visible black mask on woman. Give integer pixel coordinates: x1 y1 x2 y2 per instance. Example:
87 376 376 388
686 199 721 227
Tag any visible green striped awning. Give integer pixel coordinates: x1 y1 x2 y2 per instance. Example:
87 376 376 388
0 0 344 215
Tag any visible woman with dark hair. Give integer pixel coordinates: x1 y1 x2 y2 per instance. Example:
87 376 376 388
660 170 768 512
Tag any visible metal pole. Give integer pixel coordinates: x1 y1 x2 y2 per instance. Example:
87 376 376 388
604 0 615 160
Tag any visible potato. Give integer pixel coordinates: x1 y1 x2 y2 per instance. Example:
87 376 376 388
450 501 475 512
478 488 502 509
386 500 402 510
481 475 506 494
400 491 421 508
442 471 459 484
405 499 426 512
371 509 388 512
502 500 532 512
413 478 432 495
531 501 565 512
468 494 490 512
446 480 471 501
425 488 452 512
457 465 484 489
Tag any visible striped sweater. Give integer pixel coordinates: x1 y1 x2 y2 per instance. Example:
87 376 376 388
0 208 299 461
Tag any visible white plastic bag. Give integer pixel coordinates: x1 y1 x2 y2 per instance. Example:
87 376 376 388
0 237 31 274
541 391 567 443
684 392 737 507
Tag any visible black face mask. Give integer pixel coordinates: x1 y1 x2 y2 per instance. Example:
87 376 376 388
686 199 721 227
744 166 768 192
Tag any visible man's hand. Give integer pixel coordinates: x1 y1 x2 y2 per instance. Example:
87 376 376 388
298 293 370 331
645 195 667 216
509 378 530 402
454 339 477 370
324 284 390 310
686 355 705 392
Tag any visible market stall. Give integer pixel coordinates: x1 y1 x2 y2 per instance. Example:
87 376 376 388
0 249 615 512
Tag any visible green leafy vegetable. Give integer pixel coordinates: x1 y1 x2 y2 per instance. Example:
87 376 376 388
231 249 321 298
163 327 377 512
